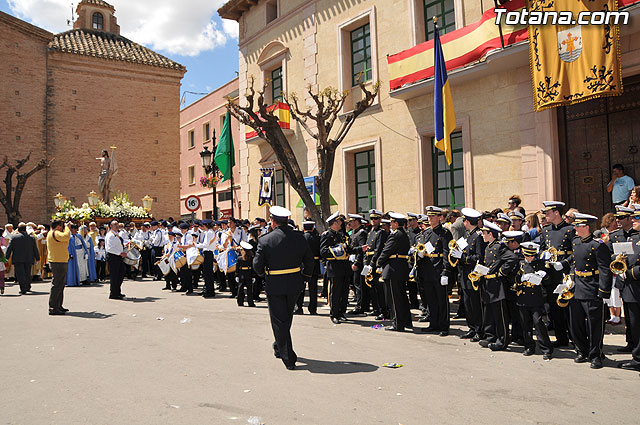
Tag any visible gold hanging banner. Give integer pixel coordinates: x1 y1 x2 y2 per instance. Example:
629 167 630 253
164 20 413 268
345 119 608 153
526 0 623 112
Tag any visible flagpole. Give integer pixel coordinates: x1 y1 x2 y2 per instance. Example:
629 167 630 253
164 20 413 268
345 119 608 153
230 153 234 218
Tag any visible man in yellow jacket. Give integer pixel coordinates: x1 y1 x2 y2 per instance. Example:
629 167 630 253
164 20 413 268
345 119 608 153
47 220 71 315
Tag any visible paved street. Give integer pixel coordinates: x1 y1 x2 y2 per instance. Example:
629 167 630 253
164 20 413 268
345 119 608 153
1 278 638 425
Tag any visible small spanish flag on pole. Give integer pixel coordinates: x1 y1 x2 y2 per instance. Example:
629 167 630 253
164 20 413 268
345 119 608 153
433 18 456 165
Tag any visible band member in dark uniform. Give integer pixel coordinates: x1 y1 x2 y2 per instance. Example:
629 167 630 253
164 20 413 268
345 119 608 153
253 206 314 370
377 212 413 332
539 201 574 347
618 210 640 370
451 208 486 341
419 206 453 336
236 241 256 307
517 242 553 360
296 221 320 315
364 209 388 320
347 214 369 314
320 212 351 324
551 213 612 369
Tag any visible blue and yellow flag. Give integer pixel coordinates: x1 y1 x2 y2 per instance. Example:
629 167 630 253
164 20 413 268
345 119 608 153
433 25 456 165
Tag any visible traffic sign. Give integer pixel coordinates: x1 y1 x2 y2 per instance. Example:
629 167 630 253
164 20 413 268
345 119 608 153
185 195 201 212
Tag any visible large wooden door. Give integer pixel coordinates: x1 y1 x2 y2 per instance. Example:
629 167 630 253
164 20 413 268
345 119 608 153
560 76 640 217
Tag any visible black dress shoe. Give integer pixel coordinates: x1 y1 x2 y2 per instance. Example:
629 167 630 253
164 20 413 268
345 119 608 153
543 353 553 361
617 344 633 353
375 314 386 320
60 307 69 312
453 314 465 319
619 361 640 371
285 364 296 370
49 309 65 316
248 303 256 307
418 316 430 323
574 354 589 363
385 326 404 332
523 348 535 356
331 318 340 324
176 288 187 292
109 294 125 300
590 358 603 369
348 309 362 315
162 287 171 290
293 309 303 315
460 330 475 339
309 311 318 315
470 334 483 343
423 326 439 333
339 315 347 321
439 331 449 337
185 291 196 295
489 343 506 351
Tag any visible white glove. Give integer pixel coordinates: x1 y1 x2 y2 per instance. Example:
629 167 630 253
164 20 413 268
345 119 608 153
440 276 449 286
535 270 547 278
409 247 416 255
541 251 552 261
450 249 462 259
551 262 563 271
617 273 626 281
521 273 532 282
235 277 240 283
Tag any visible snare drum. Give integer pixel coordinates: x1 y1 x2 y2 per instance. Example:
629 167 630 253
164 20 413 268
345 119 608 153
173 251 187 269
186 247 204 268
226 249 238 274
158 258 171 276
124 248 141 266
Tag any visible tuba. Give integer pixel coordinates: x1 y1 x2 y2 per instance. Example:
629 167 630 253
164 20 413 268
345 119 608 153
448 240 460 267
610 254 628 276
556 275 575 307
468 270 481 291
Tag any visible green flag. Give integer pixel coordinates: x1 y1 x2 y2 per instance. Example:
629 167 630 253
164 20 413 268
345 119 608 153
215 110 235 182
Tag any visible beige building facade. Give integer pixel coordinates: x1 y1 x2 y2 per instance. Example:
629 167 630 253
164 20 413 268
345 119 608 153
220 0 640 222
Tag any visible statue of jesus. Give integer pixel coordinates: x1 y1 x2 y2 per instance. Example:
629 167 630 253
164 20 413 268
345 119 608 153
97 147 118 202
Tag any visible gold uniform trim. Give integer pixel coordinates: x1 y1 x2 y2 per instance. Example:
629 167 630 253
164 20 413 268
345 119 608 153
266 267 301 276
389 255 409 259
575 270 599 277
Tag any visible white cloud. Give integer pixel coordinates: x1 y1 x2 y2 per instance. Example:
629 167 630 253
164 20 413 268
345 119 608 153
7 0 239 57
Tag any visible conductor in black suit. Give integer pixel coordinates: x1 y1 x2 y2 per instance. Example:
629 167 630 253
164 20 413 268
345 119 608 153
6 224 40 294
253 206 314 370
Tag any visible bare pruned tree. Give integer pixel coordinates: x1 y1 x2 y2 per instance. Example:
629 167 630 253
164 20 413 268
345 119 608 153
0 152 53 226
227 76 379 230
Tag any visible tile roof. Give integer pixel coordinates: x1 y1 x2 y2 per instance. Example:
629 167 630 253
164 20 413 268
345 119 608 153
49 29 185 71
80 0 115 10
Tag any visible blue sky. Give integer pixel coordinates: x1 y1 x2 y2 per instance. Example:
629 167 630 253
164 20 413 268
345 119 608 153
0 0 240 108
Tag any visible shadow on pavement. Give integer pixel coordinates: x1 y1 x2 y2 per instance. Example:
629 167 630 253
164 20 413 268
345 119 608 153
66 311 115 319
126 297 162 303
296 357 378 374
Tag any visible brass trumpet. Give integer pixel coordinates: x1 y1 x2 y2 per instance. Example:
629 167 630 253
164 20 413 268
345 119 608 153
610 254 628 276
448 240 460 267
542 246 558 265
468 271 481 291
557 275 575 307
416 243 427 257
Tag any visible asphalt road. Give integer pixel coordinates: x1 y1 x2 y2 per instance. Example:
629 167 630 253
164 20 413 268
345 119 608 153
1 278 638 425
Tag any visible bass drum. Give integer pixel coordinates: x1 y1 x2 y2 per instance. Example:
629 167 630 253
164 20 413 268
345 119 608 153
123 248 141 267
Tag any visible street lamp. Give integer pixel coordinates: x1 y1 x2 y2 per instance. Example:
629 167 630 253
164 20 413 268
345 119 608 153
200 129 218 220
53 193 66 210
141 195 153 212
87 191 99 208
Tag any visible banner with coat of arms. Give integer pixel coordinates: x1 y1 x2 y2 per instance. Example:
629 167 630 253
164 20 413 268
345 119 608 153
258 168 274 207
527 0 623 112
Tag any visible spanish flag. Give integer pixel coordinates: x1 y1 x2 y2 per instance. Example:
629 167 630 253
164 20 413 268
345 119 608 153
433 25 456 166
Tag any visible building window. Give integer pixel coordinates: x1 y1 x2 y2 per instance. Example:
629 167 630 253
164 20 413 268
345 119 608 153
266 0 278 24
188 166 195 185
424 0 456 41
354 150 376 213
92 12 104 30
187 130 195 149
271 67 283 103
432 131 464 209
218 191 233 202
274 169 286 207
350 23 372 87
203 122 210 142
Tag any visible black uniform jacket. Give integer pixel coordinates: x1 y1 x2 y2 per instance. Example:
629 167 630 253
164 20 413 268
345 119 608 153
560 234 612 301
540 221 575 285
253 225 314 296
458 226 486 291
377 228 410 281
6 232 39 264
517 258 548 308
365 226 388 269
303 231 321 277
481 240 508 303
416 224 452 279
499 247 521 302
349 226 368 268
621 232 640 303
320 228 351 277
